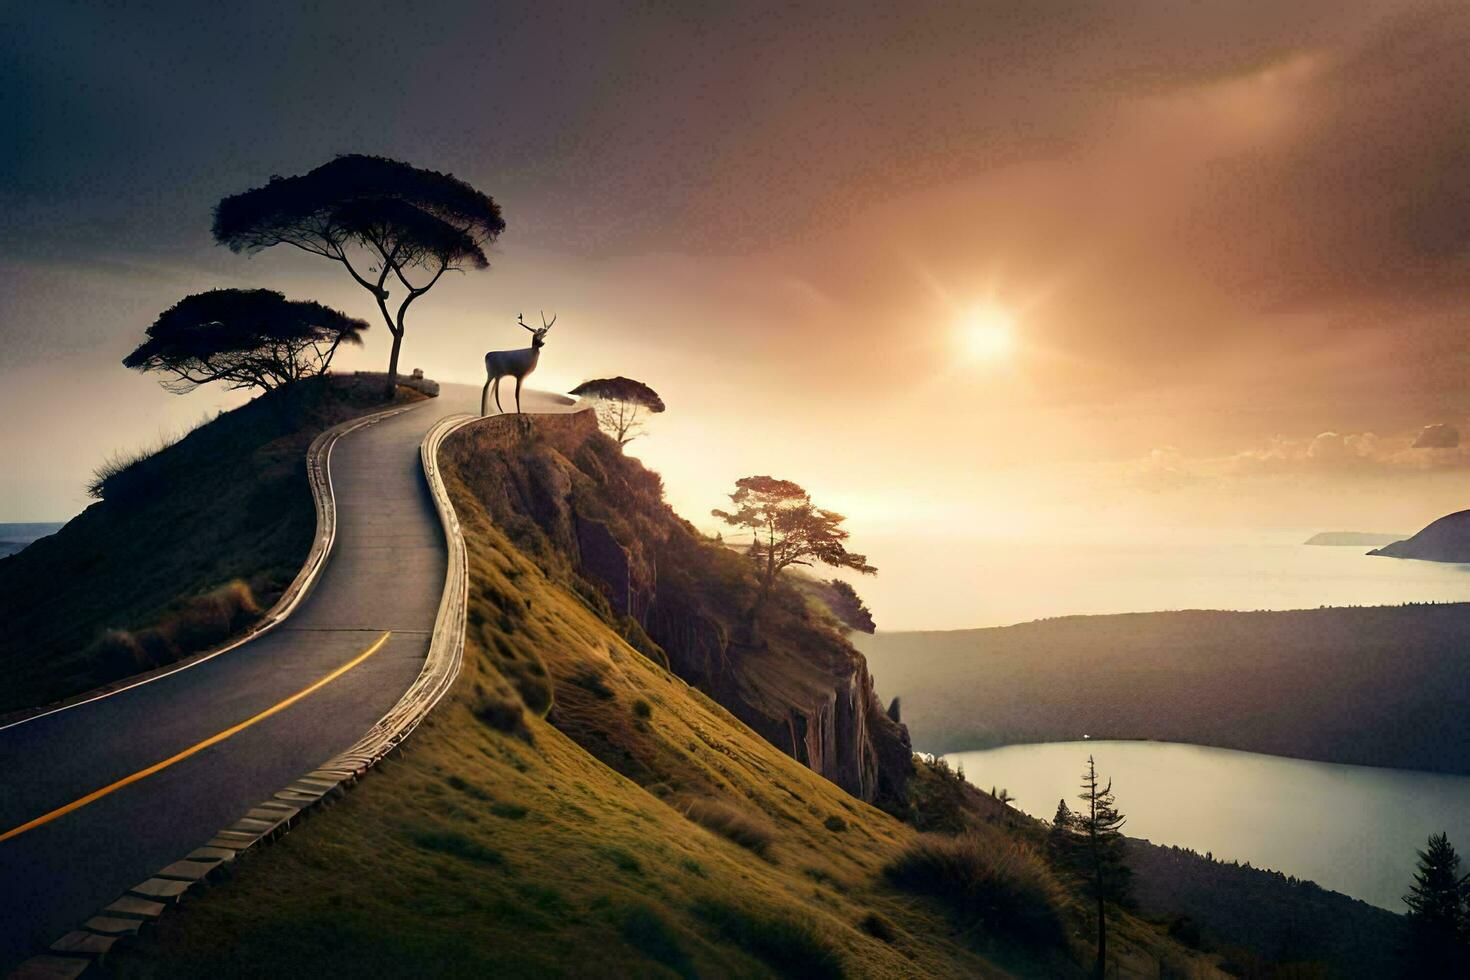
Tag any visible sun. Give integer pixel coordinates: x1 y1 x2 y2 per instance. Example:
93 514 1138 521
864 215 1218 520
957 305 1017 362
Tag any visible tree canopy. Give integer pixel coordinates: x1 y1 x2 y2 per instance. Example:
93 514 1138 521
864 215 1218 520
570 376 666 445
823 579 876 633
712 476 875 615
213 154 505 394
1403 832 1469 972
123 289 367 394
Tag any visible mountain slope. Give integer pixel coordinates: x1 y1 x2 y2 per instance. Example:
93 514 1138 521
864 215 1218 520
855 604 1470 773
110 415 1216 978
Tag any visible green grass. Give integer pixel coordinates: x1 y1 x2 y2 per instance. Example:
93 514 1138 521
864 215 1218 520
107 416 1219 979
0 376 423 715
692 898 847 979
884 831 1068 948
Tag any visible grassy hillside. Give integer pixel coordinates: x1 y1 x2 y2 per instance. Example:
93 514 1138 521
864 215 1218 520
109 419 1216 978
0 375 422 716
439 411 911 807
855 604 1470 773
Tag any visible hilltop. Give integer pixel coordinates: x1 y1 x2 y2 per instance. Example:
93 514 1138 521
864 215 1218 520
0 375 424 716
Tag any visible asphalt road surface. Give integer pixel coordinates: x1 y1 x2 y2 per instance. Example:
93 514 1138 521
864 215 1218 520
0 384 575 967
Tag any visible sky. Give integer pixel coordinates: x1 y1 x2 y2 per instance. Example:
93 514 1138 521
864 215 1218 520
6 1 1470 629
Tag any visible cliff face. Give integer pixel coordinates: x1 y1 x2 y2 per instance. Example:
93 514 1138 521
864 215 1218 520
443 410 911 805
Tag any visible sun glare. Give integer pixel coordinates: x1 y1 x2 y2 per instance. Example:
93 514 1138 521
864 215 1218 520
958 306 1017 363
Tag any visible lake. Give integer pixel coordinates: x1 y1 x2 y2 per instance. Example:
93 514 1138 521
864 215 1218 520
946 740 1470 911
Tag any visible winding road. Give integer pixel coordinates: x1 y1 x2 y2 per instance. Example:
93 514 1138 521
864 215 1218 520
0 384 576 969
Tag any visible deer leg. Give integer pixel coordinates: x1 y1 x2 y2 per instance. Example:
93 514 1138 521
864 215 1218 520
493 376 505 413
515 375 524 413
481 374 492 417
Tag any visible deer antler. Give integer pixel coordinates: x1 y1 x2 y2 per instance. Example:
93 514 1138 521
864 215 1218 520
517 313 535 332
541 311 556 329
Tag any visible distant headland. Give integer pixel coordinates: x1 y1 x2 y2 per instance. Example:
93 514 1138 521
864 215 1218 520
1369 510 1470 563
1304 531 1407 547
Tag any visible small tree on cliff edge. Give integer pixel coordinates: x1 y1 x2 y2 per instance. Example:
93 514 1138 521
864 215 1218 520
1077 755 1131 980
213 154 505 398
1402 832 1469 972
570 376 666 445
711 476 875 619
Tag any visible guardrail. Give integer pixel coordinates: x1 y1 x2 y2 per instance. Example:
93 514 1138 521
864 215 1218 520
315 411 477 769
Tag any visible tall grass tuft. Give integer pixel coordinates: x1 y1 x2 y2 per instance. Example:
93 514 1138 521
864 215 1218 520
884 833 1067 947
676 797 776 856
692 898 845 979
92 580 260 678
86 420 208 501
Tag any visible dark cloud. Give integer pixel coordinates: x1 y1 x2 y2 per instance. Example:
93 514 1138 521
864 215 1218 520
0 0 1389 261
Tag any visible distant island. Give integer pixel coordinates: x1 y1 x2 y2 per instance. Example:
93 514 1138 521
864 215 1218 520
1368 510 1470 563
1303 531 1406 546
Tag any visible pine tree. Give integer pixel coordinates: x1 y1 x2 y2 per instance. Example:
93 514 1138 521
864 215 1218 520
1048 798 1076 862
1077 755 1131 979
1402 832 1468 973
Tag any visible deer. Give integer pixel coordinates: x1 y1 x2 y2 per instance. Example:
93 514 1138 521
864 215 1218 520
482 311 555 416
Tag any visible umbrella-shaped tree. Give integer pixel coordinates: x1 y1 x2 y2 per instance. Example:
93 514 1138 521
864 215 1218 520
212 154 505 397
123 288 367 394
570 376 667 445
712 475 875 618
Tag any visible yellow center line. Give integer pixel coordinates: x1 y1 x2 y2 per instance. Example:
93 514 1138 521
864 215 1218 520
0 630 392 844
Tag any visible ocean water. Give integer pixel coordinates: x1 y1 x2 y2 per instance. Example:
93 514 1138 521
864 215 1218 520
947 740 1470 911
0 522 62 559
857 526 1470 631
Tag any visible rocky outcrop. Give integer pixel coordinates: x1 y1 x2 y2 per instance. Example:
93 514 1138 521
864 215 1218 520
1369 510 1470 562
443 411 912 806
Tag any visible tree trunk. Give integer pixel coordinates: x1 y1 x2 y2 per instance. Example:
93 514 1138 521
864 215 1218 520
1094 891 1106 979
385 330 403 401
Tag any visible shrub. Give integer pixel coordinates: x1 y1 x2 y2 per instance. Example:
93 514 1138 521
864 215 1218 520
94 629 157 676
569 667 615 700
91 580 259 679
490 802 528 820
858 911 898 943
410 830 504 867
693 898 845 979
823 815 847 833
883 833 1066 947
603 846 643 874
166 580 259 652
632 697 653 719
677 797 776 856
619 904 695 978
473 688 533 742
